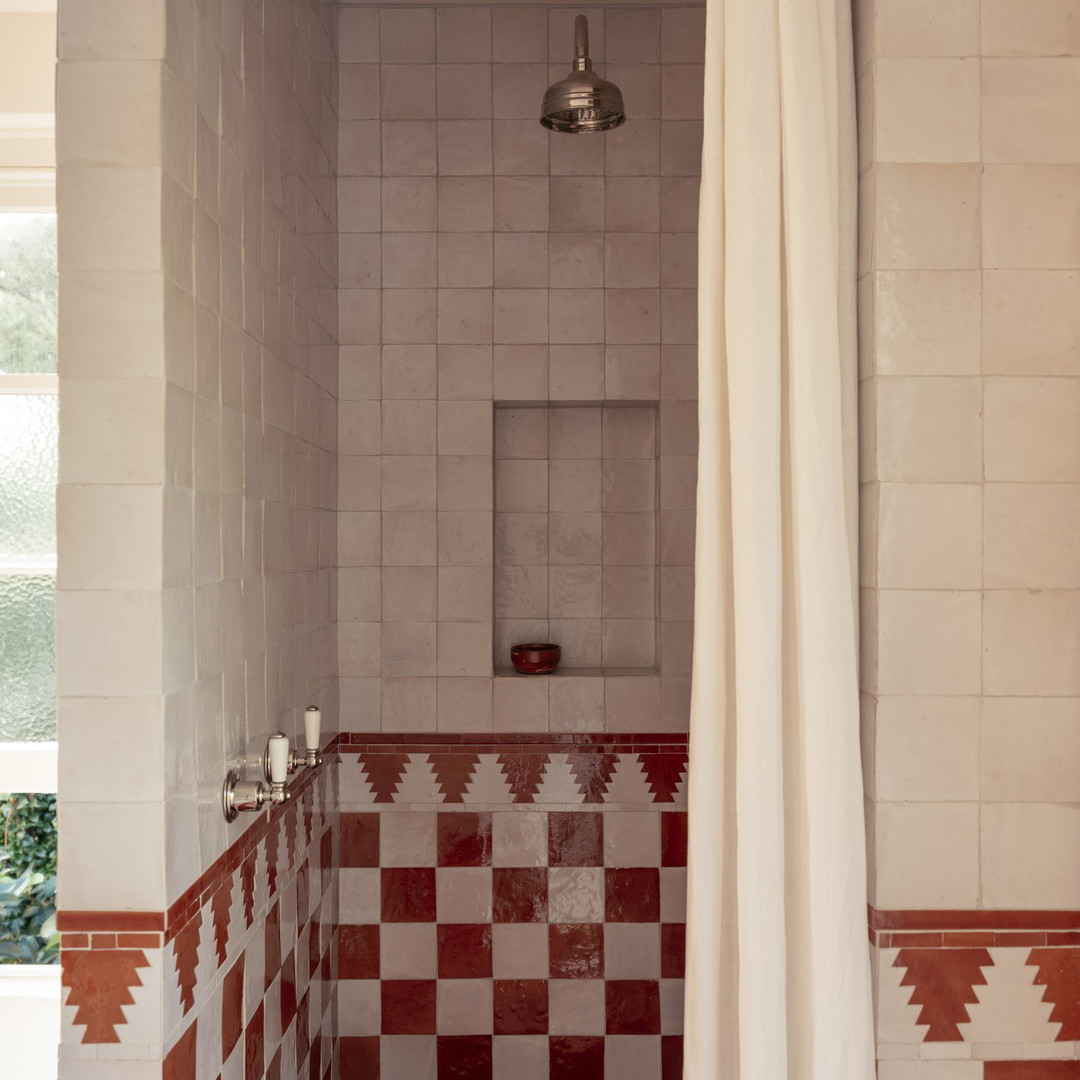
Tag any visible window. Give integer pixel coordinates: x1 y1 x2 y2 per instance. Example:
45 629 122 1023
0 213 57 744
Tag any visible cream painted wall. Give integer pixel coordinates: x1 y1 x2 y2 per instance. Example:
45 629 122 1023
0 10 55 203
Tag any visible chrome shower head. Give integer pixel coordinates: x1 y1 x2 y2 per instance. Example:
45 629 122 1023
540 15 626 134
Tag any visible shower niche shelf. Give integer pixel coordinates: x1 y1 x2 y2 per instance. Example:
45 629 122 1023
493 401 660 677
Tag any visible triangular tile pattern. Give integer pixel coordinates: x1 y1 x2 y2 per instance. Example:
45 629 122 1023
394 755 444 803
173 915 202 1016
604 753 657 804
62 949 150 1043
358 752 411 802
210 876 233 967
428 752 480 802
499 752 550 803
240 853 257 930
639 752 689 803
566 752 620 802
960 946 1059 1045
535 754 586 803
876 947 928 1044
266 819 281 898
284 799 299 869
1028 948 1080 1040
463 755 515 803
894 947 993 1040
341 746 692 804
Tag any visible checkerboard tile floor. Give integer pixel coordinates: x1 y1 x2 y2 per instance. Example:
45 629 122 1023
338 809 687 1079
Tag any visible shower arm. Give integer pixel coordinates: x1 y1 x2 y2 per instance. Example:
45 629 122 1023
573 15 592 71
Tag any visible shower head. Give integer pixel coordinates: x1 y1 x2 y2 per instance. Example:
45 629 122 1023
540 15 626 134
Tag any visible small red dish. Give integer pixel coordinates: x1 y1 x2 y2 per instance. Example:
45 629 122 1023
510 642 561 675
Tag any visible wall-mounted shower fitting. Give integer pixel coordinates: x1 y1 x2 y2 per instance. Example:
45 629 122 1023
287 706 323 772
222 732 291 823
540 15 626 133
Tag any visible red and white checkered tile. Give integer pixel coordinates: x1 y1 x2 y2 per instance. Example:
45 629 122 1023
336 775 688 1080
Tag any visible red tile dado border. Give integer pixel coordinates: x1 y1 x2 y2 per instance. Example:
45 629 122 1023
56 910 166 933
340 733 690 747
869 905 1080 939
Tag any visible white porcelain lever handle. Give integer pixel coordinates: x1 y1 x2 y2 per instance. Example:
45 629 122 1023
305 707 321 752
268 733 289 785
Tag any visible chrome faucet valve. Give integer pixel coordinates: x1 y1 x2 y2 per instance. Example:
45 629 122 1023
287 706 323 772
222 732 292 822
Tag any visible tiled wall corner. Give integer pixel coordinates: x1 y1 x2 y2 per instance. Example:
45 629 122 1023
56 0 340 1074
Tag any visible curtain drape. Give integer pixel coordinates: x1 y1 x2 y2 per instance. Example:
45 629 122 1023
682 0 875 1076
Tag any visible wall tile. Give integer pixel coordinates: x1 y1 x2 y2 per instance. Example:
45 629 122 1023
876 60 980 162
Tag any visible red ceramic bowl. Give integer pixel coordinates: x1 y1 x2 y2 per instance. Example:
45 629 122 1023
510 642 561 675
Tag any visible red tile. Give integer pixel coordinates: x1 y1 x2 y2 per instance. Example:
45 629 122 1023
548 813 603 867
661 1035 684 1080
381 868 437 922
309 916 322 978
280 949 298 1032
661 813 688 867
429 753 481 803
359 752 411 802
222 955 245 1060
61 950 151 1041
438 924 493 978
266 1047 281 1080
244 1001 264 1080
339 1036 379 1080
340 813 380 868
499 753 549 803
163 1021 197 1080
493 867 548 923
893 948 992 1041
438 812 493 867
339 925 379 980
1028 948 1080 1039
174 917 201 1015
493 979 549 1035
606 980 661 1034
605 868 661 922
211 880 233 966
264 902 281 992
550 1036 604 1079
549 924 604 979
566 753 619 802
437 1035 493 1079
382 980 437 1034
661 924 685 978
638 752 688 803
984 1066 1080 1080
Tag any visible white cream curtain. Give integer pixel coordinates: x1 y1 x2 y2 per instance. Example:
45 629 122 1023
682 0 875 1076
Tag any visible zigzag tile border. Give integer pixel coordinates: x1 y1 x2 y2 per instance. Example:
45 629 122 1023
871 907 1080 1071
338 733 690 809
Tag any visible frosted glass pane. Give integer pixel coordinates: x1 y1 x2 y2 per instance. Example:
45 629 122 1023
0 575 55 742
0 395 57 560
0 214 58 375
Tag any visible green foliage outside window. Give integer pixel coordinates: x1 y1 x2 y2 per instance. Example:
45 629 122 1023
0 794 58 964
0 215 57 375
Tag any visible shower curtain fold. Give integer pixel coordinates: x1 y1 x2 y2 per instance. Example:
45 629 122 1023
683 0 875 1076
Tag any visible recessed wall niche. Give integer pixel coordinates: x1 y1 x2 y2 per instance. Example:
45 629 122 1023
494 402 660 674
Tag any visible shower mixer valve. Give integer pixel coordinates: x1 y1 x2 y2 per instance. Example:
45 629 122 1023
287 706 323 772
222 733 292 822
